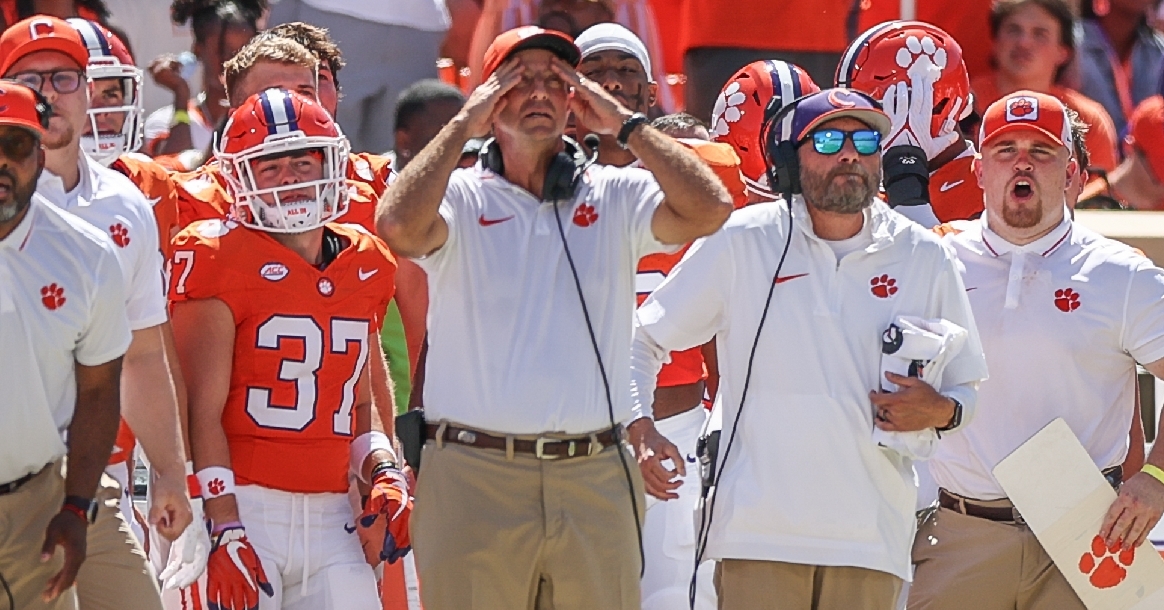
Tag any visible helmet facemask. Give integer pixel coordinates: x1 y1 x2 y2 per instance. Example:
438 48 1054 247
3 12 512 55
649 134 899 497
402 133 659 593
81 57 143 166
219 131 350 234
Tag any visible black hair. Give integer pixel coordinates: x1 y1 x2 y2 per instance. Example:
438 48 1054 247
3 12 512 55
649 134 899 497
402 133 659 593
171 0 266 43
394 79 466 132
651 112 709 136
16 0 110 21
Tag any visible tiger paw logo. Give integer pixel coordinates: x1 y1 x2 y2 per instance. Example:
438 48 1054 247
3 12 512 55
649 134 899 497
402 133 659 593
207 478 226 496
895 35 948 77
573 203 598 227
317 277 335 296
1006 97 1039 122
109 223 130 248
1054 288 1081 312
1079 535 1134 589
710 81 746 139
41 283 66 310
870 274 898 298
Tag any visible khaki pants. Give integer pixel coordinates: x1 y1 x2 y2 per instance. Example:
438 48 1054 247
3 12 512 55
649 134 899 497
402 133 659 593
74 472 163 610
0 461 76 610
715 559 902 610
908 506 1085 610
411 439 645 610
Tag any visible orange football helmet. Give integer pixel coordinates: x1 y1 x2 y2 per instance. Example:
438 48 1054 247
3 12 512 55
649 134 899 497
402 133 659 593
710 60 819 200
835 21 973 138
69 18 143 166
217 88 350 233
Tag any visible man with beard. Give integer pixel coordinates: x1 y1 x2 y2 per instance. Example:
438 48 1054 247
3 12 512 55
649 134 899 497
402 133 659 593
911 90 1164 610
0 82 129 610
630 88 987 609
0 16 189 610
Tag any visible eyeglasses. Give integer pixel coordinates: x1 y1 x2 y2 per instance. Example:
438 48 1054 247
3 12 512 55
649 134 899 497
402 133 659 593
0 129 37 161
804 129 882 156
10 70 85 95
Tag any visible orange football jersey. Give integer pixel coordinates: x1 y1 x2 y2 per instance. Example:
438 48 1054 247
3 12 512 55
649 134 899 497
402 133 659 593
348 152 395 199
637 246 707 388
930 154 984 223
175 161 381 234
111 152 182 258
169 220 397 493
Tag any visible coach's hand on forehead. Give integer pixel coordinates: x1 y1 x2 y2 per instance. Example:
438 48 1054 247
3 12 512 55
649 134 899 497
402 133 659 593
551 56 632 136
460 57 525 138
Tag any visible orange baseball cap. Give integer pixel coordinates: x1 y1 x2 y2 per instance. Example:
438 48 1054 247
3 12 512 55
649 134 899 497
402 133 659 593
0 16 89 76
482 26 580 81
0 82 49 136
1126 95 1164 183
979 90 1073 149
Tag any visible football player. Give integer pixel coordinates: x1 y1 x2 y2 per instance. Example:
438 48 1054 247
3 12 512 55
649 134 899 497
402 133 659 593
170 89 410 610
836 20 982 226
710 59 819 204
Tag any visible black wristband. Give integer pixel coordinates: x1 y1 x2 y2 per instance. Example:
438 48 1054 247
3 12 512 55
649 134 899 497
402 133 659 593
617 112 649 149
882 145 930 208
63 495 98 524
370 461 400 480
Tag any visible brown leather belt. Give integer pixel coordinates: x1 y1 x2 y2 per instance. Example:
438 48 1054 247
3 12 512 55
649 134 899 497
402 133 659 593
425 423 621 460
939 465 1123 524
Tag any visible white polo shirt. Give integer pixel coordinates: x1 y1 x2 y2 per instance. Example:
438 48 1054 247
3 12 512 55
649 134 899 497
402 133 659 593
0 195 131 484
634 196 987 580
415 162 671 434
37 153 167 331
931 212 1164 500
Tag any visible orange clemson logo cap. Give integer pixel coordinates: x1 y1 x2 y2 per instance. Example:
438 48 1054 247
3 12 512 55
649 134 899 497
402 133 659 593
979 90 1073 150
0 16 89 77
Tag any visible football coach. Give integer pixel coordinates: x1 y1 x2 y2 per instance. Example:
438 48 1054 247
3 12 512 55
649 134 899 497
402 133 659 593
376 26 733 610
630 88 988 609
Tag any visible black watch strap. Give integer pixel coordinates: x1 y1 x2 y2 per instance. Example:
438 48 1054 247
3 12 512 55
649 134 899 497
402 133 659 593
63 495 98 524
936 398 963 433
617 112 649 149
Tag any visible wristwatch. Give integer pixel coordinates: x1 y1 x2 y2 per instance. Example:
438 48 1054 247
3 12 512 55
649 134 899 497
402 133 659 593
617 112 649 149
936 397 963 433
62 495 98 524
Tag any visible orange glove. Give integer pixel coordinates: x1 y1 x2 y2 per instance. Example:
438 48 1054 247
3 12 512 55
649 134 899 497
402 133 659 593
357 465 413 566
206 526 273 610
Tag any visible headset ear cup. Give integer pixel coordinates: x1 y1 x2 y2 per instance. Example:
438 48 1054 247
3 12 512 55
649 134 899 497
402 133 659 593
542 151 576 203
479 138 504 175
761 98 804 197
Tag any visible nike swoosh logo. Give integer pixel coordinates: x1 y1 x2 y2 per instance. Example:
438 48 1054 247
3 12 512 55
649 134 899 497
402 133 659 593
358 268 378 281
965 287 978 292
146 197 162 207
939 180 964 192
225 540 258 590
478 214 514 226
343 523 356 534
774 273 809 284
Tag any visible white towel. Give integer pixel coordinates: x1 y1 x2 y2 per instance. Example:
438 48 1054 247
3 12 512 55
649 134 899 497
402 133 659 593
873 316 968 460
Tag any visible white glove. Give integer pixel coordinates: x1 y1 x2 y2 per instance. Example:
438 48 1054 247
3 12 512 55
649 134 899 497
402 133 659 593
881 35 963 161
158 495 210 589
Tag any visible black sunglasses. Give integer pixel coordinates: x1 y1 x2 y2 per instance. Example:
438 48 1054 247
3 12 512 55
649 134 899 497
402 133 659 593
0 128 38 161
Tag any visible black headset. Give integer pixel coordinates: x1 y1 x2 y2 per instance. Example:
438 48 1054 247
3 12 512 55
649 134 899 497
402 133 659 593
760 94 804 198
478 134 592 202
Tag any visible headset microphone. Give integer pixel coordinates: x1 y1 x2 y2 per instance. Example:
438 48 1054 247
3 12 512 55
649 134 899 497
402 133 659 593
582 133 601 173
